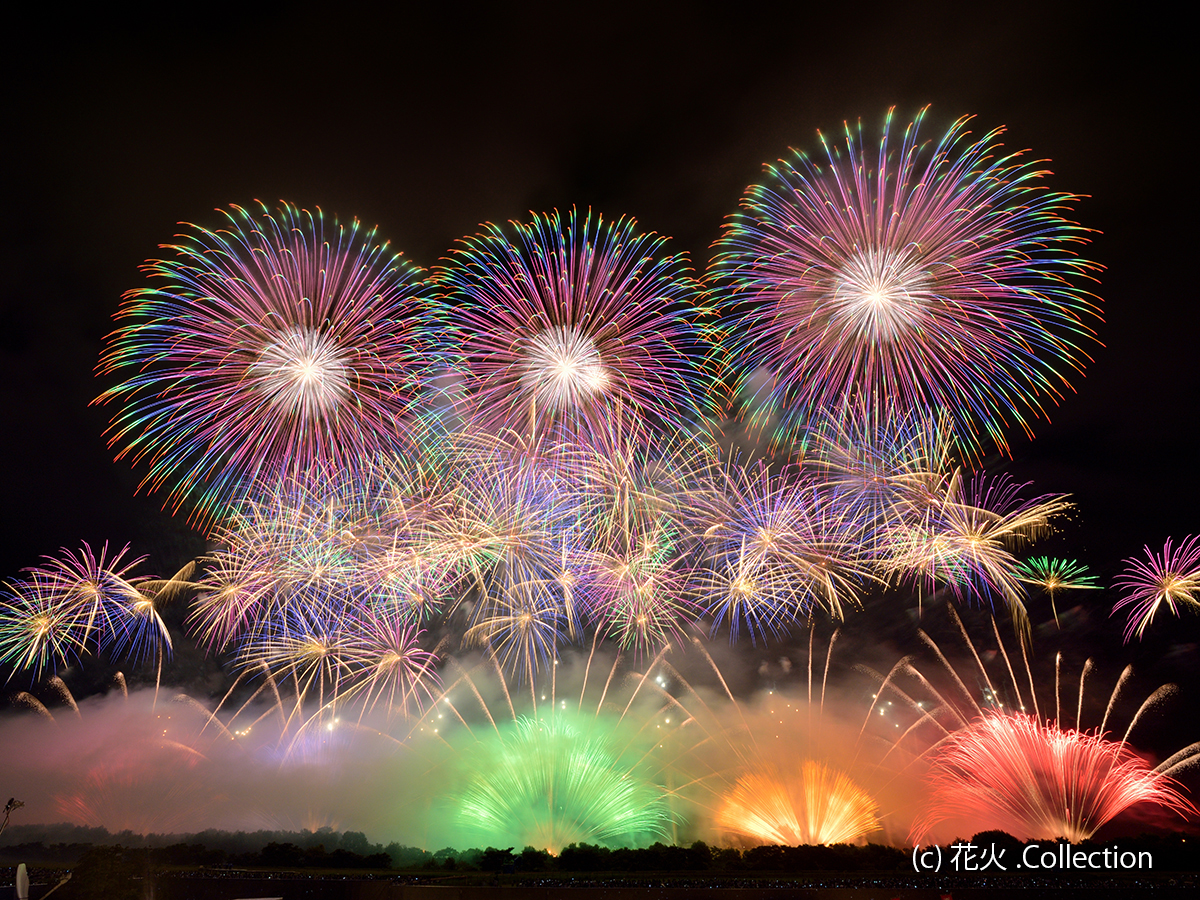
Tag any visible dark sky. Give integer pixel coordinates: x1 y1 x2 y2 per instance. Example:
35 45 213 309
2 4 1194 674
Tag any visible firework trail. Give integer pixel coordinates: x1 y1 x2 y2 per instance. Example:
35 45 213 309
711 107 1102 457
1113 536 1200 641
436 207 715 439
95 202 442 524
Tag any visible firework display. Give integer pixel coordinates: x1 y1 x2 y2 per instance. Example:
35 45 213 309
1113 536 1200 641
6 109 1200 857
911 711 1194 842
95 202 442 525
710 107 1102 456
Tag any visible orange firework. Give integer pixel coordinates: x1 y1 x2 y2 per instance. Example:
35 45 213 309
715 760 880 846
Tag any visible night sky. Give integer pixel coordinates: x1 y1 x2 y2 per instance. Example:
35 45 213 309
2 3 1194 691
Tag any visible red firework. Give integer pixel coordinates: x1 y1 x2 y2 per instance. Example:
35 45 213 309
911 711 1195 843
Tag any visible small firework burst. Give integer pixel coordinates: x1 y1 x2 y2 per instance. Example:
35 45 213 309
1017 556 1100 626
1113 536 1200 641
452 715 674 853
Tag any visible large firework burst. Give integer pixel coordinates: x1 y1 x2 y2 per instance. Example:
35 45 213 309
95 202 442 524
711 107 1102 456
436 207 715 438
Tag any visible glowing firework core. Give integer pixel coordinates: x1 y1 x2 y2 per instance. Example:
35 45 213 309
832 248 930 344
253 328 352 418
522 325 610 410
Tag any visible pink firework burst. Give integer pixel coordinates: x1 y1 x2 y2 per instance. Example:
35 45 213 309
712 107 1102 457
1113 536 1200 641
912 711 1195 843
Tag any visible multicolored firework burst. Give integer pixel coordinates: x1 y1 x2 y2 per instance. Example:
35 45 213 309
695 461 875 642
95 202 442 524
711 107 1102 456
880 472 1072 635
0 543 170 679
1113 536 1200 641
714 760 880 846
911 711 1195 843
436 208 714 438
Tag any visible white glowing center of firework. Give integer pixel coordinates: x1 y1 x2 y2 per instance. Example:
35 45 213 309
254 328 352 418
832 249 931 343
522 326 610 410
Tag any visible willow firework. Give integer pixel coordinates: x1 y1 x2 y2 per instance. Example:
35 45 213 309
711 107 1102 456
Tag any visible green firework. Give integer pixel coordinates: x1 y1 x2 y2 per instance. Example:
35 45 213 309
453 714 673 852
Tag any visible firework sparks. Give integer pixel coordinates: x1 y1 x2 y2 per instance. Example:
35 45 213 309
881 472 1071 634
696 461 875 640
1113 536 1200 641
715 760 880 846
711 107 1102 456
95 201 441 524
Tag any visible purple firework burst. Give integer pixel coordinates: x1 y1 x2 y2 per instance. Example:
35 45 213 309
1113 536 1200 641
